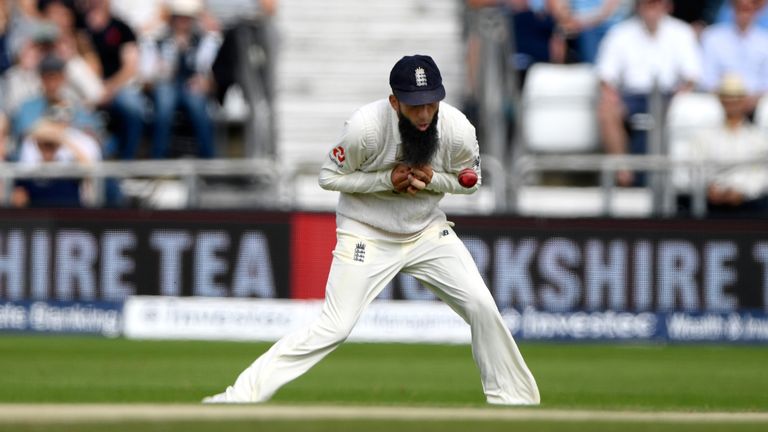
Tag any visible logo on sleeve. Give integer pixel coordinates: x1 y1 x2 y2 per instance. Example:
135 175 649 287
330 146 346 167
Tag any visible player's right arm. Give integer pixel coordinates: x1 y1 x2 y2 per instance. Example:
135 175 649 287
318 111 395 193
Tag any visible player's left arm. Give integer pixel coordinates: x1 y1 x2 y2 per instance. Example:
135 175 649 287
425 122 481 195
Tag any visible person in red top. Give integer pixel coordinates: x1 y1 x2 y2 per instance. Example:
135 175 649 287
80 0 145 159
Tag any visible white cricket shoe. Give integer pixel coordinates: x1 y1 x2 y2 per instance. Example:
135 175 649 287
201 388 250 404
201 392 230 404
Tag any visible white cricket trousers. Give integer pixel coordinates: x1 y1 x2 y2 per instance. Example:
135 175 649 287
209 222 540 405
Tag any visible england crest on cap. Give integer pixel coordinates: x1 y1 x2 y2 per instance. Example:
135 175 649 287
389 55 446 105
415 67 428 87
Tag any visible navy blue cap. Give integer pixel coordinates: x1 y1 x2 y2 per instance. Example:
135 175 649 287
389 55 446 105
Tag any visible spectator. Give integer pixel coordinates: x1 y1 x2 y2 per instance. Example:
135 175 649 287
700 0 768 116
673 74 768 217
595 0 701 186
109 0 166 38
505 0 566 88
12 104 101 208
11 53 99 142
1 24 46 160
38 0 104 107
142 0 220 158
716 0 768 29
552 0 630 63
0 0 46 160
2 22 57 118
81 0 145 159
0 0 14 74
6 0 44 59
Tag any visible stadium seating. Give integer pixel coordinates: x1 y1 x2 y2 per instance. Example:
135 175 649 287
666 91 724 191
516 185 653 217
520 63 600 154
274 0 464 162
666 91 724 151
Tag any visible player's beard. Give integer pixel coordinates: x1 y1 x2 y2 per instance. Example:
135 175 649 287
398 108 439 166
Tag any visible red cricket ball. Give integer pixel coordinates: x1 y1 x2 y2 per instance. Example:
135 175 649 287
458 168 478 188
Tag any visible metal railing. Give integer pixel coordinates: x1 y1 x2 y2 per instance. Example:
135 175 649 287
0 154 511 213
509 154 768 218
2 154 765 218
467 7 514 169
0 158 281 208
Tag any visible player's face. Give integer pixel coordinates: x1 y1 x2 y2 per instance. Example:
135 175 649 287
390 98 439 132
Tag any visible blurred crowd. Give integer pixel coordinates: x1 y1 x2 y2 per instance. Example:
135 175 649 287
467 0 768 217
5 0 767 218
0 0 276 208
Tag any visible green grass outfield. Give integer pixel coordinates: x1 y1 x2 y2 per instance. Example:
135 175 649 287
1 336 767 431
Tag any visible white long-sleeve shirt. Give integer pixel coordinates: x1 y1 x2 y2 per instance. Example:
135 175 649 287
672 121 768 199
318 99 481 235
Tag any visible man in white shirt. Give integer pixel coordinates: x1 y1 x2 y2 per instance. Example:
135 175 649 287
674 74 768 217
203 55 540 406
700 0 768 116
596 0 701 186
